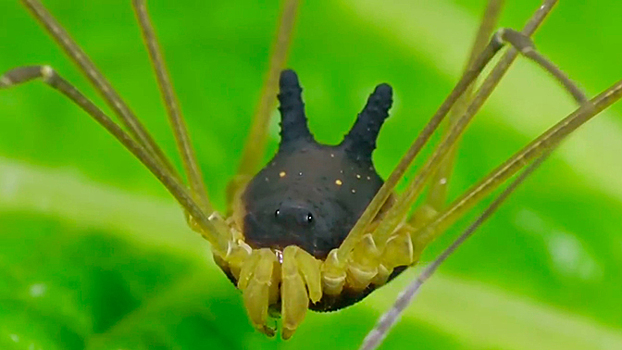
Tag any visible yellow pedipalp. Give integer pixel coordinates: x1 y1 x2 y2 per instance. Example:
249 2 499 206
321 249 347 296
237 249 262 291
281 246 310 340
372 264 391 286
380 229 415 270
346 234 381 291
225 239 252 281
295 248 322 303
239 248 278 336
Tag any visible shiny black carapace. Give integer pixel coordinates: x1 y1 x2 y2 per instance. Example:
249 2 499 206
242 70 391 260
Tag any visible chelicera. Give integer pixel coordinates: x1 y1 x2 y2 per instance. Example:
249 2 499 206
2 0 622 344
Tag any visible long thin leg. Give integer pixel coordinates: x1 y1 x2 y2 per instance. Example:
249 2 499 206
236 0 300 179
359 150 554 350
426 0 505 212
21 0 179 179
424 27 587 214
414 79 622 247
132 0 212 212
426 24 588 212
338 0 575 259
335 29 505 260
498 29 586 103
369 0 591 249
0 66 232 255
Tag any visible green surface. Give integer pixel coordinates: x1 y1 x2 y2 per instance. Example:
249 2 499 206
1 0 622 349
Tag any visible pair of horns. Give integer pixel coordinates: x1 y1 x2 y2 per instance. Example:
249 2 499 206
277 69 393 161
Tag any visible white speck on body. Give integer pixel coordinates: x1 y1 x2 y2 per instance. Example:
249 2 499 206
10 334 19 343
335 179 343 186
439 177 447 185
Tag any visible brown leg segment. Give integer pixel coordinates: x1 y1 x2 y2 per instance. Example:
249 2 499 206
132 0 213 213
230 0 301 207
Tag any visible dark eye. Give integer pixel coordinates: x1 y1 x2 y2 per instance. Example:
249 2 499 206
275 209 280 218
306 213 313 223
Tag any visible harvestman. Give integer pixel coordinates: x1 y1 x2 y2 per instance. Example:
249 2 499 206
1 0 621 346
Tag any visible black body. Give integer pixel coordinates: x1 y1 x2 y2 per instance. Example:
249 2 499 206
239 69 397 310
242 142 385 259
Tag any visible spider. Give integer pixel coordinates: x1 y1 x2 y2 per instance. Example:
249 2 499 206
1 0 621 347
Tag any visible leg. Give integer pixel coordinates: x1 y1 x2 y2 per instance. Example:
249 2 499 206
237 245 322 339
326 0 592 295
280 246 322 339
230 0 300 201
132 0 213 213
369 0 590 250
336 0 575 263
0 65 233 256
21 0 179 178
238 248 279 336
413 88 616 249
360 149 555 350
356 76 622 349
427 26 588 211
426 0 505 212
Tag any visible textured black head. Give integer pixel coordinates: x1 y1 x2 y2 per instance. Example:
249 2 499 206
242 69 393 259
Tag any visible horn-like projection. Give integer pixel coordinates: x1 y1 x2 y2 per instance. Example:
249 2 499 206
278 69 314 148
341 83 393 161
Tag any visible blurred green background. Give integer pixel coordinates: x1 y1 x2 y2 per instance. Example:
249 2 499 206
1 0 622 349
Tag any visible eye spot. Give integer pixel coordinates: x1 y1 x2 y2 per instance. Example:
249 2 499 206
335 179 343 186
275 209 280 217
306 213 313 223
279 171 286 178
